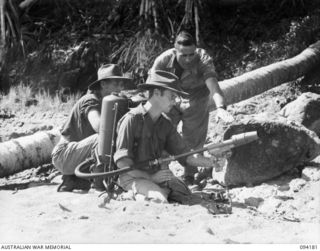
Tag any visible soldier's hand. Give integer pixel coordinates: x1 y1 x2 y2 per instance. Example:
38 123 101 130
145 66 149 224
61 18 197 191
178 98 190 111
151 169 174 184
215 108 235 123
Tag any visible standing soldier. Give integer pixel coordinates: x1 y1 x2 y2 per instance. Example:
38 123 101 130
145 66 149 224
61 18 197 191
150 31 234 186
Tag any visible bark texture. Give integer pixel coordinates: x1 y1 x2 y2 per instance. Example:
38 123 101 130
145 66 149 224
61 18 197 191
209 41 320 111
0 130 61 177
2 42 320 177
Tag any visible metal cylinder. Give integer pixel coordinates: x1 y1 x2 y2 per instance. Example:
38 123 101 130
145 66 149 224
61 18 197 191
92 93 129 190
98 93 129 159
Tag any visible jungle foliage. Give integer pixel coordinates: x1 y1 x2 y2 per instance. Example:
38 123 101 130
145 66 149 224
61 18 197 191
1 0 320 93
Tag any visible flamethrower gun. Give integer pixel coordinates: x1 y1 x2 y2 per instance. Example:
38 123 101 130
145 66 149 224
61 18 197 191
74 93 258 191
75 131 259 180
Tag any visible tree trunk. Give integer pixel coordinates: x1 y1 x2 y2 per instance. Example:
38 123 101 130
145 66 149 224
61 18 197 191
0 0 5 46
2 41 320 177
0 130 61 177
209 41 320 111
0 0 6 64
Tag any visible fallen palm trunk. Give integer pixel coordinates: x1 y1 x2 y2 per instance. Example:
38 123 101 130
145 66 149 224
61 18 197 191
0 129 61 177
209 41 320 110
212 114 320 187
2 42 320 178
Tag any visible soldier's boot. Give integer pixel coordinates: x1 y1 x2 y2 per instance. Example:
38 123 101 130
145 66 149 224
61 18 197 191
57 175 91 192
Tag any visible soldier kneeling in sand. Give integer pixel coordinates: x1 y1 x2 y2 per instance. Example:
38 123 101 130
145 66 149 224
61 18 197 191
52 64 135 192
114 70 219 203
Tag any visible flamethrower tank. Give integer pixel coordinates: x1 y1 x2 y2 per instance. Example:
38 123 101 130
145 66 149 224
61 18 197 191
92 93 130 190
98 93 129 160
74 92 146 191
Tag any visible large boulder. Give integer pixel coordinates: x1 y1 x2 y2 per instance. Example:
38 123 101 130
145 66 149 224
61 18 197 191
279 92 320 137
212 114 320 187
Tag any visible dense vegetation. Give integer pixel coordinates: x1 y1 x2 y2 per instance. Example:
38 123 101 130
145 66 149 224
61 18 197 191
1 0 320 94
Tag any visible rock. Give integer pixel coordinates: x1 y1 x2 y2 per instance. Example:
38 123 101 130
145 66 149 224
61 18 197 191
279 92 320 137
212 114 320 187
244 197 264 208
274 195 294 201
301 167 320 181
277 184 290 191
289 178 307 192
282 214 301 222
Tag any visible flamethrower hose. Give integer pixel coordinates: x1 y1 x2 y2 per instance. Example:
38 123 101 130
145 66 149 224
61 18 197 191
74 131 258 180
74 158 135 179
75 158 155 179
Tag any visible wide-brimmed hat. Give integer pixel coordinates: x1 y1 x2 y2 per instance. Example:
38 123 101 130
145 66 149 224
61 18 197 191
88 64 135 90
138 70 188 96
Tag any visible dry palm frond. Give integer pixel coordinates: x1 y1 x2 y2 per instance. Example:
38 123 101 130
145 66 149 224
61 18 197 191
110 30 170 84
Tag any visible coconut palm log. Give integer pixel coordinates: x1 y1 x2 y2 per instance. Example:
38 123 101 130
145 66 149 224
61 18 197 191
0 130 61 177
2 42 320 177
209 41 320 110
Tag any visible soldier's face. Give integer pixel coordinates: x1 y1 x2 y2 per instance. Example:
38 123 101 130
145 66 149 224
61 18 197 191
175 44 196 70
161 89 179 113
100 79 124 97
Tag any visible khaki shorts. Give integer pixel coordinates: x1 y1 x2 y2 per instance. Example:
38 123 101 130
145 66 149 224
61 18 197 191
51 134 98 175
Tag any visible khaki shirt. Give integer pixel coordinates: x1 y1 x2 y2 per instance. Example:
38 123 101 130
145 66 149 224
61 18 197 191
114 104 189 173
61 93 100 142
151 48 217 100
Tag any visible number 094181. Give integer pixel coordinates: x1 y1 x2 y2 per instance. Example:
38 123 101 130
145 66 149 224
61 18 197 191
300 245 317 250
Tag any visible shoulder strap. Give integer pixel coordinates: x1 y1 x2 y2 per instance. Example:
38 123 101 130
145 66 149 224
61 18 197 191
137 113 144 138
131 113 144 157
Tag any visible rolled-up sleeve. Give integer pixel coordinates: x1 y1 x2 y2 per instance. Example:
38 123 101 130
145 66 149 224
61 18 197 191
197 49 218 80
114 114 136 164
81 96 100 117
